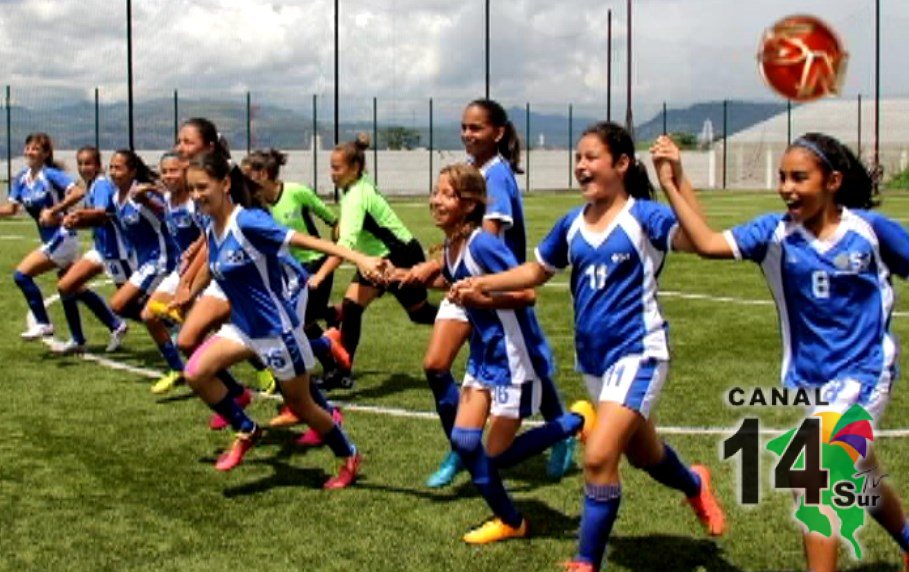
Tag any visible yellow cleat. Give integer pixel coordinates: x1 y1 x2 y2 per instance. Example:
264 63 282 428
462 517 528 545
151 370 184 394
147 300 184 324
569 400 597 444
256 369 277 394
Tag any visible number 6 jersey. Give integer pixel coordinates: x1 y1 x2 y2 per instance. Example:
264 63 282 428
726 208 909 390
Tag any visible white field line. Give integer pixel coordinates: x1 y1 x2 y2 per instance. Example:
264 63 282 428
33 287 909 438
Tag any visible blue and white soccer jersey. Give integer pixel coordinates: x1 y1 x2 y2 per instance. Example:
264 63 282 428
83 175 134 285
207 207 315 381
442 229 555 419
10 166 79 267
478 155 527 263
536 197 677 418
155 194 205 296
725 207 909 422
115 186 177 293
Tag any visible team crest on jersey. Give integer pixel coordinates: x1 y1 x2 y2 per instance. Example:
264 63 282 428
224 248 249 265
833 251 870 273
122 211 140 225
611 252 631 264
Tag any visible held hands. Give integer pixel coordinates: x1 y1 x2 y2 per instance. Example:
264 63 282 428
396 260 440 286
39 208 60 227
62 211 81 229
447 277 487 307
356 257 395 286
649 135 684 192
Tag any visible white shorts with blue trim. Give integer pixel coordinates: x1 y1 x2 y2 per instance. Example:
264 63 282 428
128 261 170 293
436 298 469 323
809 375 892 426
215 322 315 382
462 374 542 420
84 249 136 286
40 232 79 268
201 279 227 301
584 355 668 419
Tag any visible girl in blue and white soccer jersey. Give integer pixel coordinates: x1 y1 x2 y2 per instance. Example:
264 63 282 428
0 133 91 342
105 150 184 388
453 122 726 571
655 131 909 572
411 163 591 545
402 99 574 488
58 146 131 353
181 150 382 487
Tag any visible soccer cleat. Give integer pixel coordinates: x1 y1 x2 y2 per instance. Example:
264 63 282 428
256 368 277 394
147 299 184 324
323 452 362 489
296 407 344 447
105 320 129 352
214 425 263 472
426 450 465 488
21 323 54 340
268 405 302 428
209 388 253 431
547 436 577 479
903 551 908 572
151 370 184 395
324 328 351 370
687 464 726 536
49 338 86 355
561 560 596 572
569 400 597 444
319 369 355 391
462 517 528 545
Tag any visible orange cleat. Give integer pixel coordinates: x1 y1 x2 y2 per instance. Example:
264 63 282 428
323 453 362 489
687 464 726 536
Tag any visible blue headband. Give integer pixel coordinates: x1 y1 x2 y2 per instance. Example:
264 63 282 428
791 137 835 171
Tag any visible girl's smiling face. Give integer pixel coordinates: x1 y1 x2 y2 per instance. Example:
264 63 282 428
778 146 841 228
574 133 629 202
186 166 230 216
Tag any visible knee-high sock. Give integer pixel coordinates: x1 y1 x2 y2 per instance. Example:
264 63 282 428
426 370 459 438
309 336 332 370
60 291 86 345
321 424 355 457
14 271 49 324
643 443 701 498
451 427 522 527
210 394 256 433
492 412 582 470
406 302 438 325
340 299 364 362
120 298 144 322
77 289 120 331
576 482 622 568
157 340 184 372
538 375 566 420
216 369 244 398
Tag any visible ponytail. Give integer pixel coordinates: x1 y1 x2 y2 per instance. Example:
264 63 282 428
466 99 523 174
334 132 371 179
789 132 877 209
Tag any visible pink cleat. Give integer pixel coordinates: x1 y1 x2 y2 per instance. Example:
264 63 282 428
214 425 263 472
295 407 344 447
323 453 361 489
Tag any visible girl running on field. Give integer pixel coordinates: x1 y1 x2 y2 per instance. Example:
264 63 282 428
181 150 382 486
452 123 726 570
654 131 909 572
307 133 436 390
1 134 103 347
402 99 575 487
55 146 129 354
402 163 592 544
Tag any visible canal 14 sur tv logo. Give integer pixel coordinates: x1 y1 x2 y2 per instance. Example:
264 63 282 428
723 387 879 558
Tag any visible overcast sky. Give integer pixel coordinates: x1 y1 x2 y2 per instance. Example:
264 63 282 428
0 0 906 120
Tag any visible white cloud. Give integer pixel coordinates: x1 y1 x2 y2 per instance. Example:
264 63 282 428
0 0 905 120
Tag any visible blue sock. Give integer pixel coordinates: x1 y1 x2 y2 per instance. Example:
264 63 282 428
309 336 331 369
900 521 909 553
426 370 459 438
157 340 184 371
322 424 355 457
77 289 119 331
493 412 582 470
215 369 244 398
538 375 566 421
869 509 909 553
308 382 333 413
210 394 256 433
451 427 522 528
60 292 86 345
576 482 622 568
644 444 701 498
14 271 49 324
